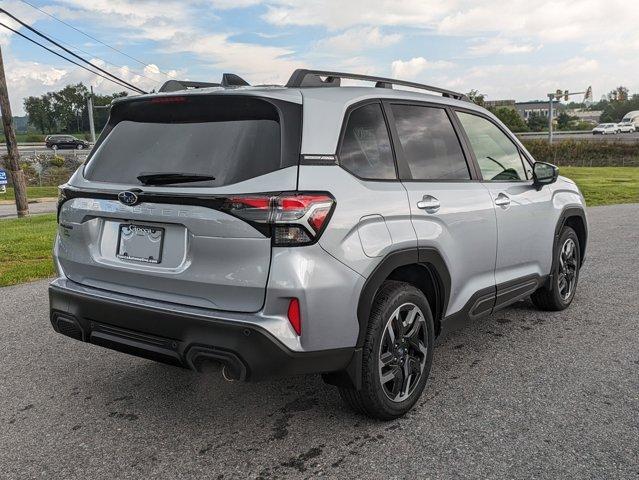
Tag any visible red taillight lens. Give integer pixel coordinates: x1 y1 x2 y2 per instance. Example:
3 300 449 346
287 298 301 335
223 192 334 246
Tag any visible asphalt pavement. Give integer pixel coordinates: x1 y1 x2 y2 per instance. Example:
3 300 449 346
0 203 638 479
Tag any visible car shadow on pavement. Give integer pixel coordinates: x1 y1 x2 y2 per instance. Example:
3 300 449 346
86 298 555 431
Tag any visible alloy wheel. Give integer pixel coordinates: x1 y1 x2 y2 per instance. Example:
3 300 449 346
558 238 578 301
378 303 428 402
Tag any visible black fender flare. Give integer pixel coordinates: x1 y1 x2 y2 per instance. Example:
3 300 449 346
324 247 451 390
553 206 588 265
546 206 588 288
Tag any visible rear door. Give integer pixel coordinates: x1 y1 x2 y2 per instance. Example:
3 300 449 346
454 109 555 290
384 101 498 317
56 93 302 312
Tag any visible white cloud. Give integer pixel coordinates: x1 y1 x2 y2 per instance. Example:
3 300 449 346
163 33 305 84
426 57 603 102
391 57 455 80
467 37 542 56
262 0 453 30
207 0 262 8
316 27 401 54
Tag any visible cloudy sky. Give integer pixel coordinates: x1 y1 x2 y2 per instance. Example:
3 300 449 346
1 0 638 115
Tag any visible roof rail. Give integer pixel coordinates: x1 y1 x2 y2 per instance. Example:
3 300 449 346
159 73 250 93
285 69 468 101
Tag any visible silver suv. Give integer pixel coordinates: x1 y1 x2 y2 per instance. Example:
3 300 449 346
50 70 587 419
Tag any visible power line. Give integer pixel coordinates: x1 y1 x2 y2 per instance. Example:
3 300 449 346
49 33 161 85
0 8 146 94
18 0 172 78
0 21 142 93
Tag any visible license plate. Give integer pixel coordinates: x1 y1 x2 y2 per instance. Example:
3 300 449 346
117 224 164 264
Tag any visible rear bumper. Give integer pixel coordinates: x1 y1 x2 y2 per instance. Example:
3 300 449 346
49 280 353 381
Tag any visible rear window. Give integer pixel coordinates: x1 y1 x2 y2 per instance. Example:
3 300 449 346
84 96 300 187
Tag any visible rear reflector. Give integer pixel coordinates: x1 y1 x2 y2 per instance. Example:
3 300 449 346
287 298 301 335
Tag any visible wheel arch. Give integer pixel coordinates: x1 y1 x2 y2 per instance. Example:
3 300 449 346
555 207 588 268
356 247 451 347
324 247 451 390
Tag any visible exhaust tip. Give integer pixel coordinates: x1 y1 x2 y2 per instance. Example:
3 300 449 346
185 345 247 381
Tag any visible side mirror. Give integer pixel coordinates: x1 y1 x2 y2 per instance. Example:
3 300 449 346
533 162 558 190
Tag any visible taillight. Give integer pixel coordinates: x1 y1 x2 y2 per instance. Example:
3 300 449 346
223 192 335 246
56 186 68 223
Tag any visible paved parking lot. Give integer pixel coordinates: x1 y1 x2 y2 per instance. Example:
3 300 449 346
1 203 638 479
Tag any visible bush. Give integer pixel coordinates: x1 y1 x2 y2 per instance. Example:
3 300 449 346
19 162 39 185
522 139 639 167
41 166 71 186
25 134 45 142
49 155 65 168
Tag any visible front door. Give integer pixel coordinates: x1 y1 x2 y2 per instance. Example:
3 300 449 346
454 110 556 298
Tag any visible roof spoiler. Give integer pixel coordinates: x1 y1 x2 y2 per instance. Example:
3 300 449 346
159 73 250 92
285 69 469 101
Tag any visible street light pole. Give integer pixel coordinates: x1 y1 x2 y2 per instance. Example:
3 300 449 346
0 45 29 217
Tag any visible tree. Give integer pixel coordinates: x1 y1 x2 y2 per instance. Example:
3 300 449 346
599 94 639 122
52 83 89 132
607 86 629 102
467 89 485 107
490 106 528 132
556 112 575 130
24 83 126 134
23 94 56 134
527 112 547 132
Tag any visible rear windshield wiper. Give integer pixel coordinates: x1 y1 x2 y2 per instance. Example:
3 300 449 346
136 172 215 185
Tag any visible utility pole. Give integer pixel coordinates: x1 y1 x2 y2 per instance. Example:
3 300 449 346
0 45 29 217
88 86 96 143
547 93 554 144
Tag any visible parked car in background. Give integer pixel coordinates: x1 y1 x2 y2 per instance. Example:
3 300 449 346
46 135 90 150
617 122 636 133
592 123 619 135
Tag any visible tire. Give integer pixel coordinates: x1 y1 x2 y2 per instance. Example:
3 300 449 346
76 144 84 150
339 281 434 420
532 226 581 311
52 145 58 150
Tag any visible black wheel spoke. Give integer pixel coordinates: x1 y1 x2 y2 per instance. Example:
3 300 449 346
378 302 429 403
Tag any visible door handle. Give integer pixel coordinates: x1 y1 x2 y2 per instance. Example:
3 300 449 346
494 193 511 208
417 195 440 213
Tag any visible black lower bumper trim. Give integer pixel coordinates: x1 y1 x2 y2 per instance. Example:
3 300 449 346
49 283 353 381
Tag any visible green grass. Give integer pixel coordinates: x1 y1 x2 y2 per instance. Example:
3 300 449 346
0 213 57 287
0 167 636 288
560 166 639 206
2 186 59 201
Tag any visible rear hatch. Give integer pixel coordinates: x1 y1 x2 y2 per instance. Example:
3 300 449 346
56 91 302 312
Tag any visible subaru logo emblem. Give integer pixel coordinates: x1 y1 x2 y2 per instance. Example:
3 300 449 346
118 191 139 206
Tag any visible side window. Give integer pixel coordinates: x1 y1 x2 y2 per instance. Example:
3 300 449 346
456 112 527 181
338 103 396 180
391 104 470 180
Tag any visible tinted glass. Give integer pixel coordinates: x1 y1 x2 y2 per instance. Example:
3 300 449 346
85 119 281 187
339 103 396 180
457 112 527 181
391 105 469 180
